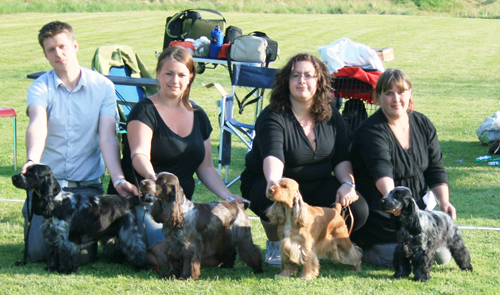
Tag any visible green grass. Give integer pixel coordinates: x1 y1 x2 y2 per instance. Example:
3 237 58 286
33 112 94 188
1 9 500 295
1 0 500 18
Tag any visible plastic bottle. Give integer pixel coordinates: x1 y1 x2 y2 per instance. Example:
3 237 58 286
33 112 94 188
209 25 224 59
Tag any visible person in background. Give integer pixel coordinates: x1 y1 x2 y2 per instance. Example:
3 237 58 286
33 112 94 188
350 68 455 267
22 21 138 262
108 46 247 269
240 53 368 267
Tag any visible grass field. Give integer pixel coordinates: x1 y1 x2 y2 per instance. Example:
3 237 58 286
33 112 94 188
0 9 499 294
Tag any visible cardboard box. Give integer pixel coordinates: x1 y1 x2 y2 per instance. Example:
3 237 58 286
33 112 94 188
374 47 394 62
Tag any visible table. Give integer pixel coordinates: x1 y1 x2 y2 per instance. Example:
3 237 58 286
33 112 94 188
193 57 263 73
27 71 158 88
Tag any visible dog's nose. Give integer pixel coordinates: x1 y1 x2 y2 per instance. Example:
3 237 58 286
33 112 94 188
11 173 26 189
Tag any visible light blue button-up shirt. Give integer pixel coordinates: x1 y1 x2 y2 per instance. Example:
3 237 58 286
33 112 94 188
27 67 118 182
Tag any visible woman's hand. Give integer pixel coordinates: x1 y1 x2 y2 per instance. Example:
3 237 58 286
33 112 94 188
335 183 358 207
440 201 457 221
266 179 280 198
224 194 249 204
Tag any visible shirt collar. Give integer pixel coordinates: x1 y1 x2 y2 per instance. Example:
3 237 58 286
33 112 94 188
53 67 86 92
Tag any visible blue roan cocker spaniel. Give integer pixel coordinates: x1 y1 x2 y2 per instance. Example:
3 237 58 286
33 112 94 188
12 164 146 274
380 187 473 282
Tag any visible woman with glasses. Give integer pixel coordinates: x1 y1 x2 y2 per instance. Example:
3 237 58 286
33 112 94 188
240 53 368 267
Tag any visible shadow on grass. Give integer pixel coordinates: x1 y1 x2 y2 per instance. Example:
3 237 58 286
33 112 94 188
0 242 376 281
440 140 495 167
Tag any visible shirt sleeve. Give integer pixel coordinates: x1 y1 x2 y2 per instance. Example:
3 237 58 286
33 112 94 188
99 79 118 119
355 124 395 182
127 99 157 130
194 104 213 140
256 109 286 163
330 109 350 168
26 76 50 115
421 115 448 186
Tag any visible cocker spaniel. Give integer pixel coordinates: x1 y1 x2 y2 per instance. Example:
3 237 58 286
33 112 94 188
141 172 263 280
266 177 362 280
12 164 146 274
379 186 473 282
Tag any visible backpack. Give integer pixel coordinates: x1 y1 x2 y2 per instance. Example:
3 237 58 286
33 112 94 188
162 9 226 50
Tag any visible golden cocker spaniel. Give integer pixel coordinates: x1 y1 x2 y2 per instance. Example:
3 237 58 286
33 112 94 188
266 177 362 280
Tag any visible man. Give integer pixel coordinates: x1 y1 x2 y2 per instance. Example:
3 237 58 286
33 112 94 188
22 21 138 262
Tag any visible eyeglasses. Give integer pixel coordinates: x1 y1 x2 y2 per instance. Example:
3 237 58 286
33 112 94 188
290 73 318 80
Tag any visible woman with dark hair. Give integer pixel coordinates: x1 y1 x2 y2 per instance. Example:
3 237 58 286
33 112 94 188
350 68 455 267
108 46 246 268
240 53 368 267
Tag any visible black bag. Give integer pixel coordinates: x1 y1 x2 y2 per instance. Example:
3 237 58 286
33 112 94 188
162 8 226 50
224 26 242 44
248 31 278 62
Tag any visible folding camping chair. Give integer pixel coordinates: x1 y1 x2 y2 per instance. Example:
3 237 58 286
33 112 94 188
206 64 277 187
91 45 156 134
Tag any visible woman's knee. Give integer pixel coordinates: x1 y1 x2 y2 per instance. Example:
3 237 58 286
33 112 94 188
348 194 369 232
362 244 397 268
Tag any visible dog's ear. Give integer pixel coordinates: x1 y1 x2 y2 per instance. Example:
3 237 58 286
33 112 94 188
292 190 308 227
402 196 423 234
165 201 185 229
173 179 185 203
32 166 59 217
267 202 286 225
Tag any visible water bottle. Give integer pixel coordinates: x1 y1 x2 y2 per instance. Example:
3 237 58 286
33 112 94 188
209 25 224 59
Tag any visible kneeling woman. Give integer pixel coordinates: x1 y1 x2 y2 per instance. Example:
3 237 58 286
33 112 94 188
108 46 246 268
240 53 368 267
350 68 456 267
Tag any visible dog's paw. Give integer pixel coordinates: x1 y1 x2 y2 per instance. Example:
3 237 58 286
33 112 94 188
412 271 430 282
57 267 77 275
252 267 264 274
393 270 410 278
413 275 430 282
351 263 362 272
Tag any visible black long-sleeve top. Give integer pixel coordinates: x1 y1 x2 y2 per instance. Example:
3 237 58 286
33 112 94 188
241 104 349 196
350 109 448 245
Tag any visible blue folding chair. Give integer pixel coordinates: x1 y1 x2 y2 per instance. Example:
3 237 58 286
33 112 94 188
109 65 146 130
91 45 155 134
214 64 277 186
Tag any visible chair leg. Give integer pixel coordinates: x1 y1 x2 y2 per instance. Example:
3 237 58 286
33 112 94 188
13 116 17 172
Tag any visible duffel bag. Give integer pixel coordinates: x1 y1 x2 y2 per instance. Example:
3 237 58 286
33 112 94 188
162 8 226 50
229 32 278 65
248 31 278 62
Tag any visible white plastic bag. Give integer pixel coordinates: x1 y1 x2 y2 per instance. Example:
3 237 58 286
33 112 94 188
193 36 210 57
477 111 500 143
317 38 385 74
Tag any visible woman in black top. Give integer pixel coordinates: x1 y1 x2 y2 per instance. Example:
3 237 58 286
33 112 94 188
109 47 245 269
240 53 368 267
350 68 456 267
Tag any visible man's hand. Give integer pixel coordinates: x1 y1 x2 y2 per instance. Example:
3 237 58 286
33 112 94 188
116 180 139 197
